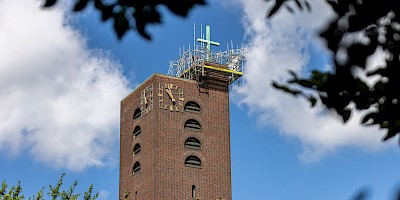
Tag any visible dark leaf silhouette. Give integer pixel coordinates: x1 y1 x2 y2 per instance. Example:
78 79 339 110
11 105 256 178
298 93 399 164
341 108 351 123
272 82 301 96
43 0 57 7
73 0 90 12
114 12 130 39
267 0 285 17
43 0 205 40
351 188 370 200
308 96 317 107
268 0 400 142
294 0 303 10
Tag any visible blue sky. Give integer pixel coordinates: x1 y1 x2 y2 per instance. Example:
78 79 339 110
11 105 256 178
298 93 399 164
0 0 399 199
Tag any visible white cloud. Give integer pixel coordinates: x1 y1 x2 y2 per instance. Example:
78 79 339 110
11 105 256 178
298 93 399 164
0 0 131 170
98 189 110 200
233 0 390 162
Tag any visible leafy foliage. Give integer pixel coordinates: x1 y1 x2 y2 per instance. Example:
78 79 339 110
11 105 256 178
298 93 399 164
267 0 311 17
0 174 98 200
42 0 206 39
0 180 24 200
268 0 400 143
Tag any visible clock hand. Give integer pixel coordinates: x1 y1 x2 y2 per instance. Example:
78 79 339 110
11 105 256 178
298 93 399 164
166 85 176 103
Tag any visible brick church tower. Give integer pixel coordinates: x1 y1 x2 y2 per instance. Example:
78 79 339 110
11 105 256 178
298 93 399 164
119 25 246 200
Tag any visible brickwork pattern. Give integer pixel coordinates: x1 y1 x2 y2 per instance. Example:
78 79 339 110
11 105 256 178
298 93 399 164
120 74 232 200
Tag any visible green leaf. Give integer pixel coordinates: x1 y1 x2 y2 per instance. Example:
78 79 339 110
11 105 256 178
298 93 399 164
49 173 65 200
84 184 98 200
1 180 8 196
124 191 130 198
34 187 44 200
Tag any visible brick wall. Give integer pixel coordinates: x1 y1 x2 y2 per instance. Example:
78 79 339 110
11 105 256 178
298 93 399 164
120 74 232 200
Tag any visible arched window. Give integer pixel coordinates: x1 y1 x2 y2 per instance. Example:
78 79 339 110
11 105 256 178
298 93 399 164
185 156 202 168
184 137 201 150
184 119 201 131
133 126 141 139
133 143 141 156
133 108 141 120
132 162 141 175
184 101 201 113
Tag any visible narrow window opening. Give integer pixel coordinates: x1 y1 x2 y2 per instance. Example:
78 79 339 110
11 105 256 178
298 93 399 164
133 108 141 120
135 191 137 200
192 185 196 198
133 126 141 138
184 137 201 150
132 162 141 175
185 156 202 168
133 143 141 156
184 119 201 131
185 101 201 113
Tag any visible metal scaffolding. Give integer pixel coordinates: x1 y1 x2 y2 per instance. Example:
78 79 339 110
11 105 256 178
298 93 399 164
168 25 247 86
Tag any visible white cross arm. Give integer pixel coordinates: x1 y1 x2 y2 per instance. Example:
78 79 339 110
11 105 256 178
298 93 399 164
197 38 220 46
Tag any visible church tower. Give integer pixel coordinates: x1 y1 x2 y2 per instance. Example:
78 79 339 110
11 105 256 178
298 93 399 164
119 25 246 200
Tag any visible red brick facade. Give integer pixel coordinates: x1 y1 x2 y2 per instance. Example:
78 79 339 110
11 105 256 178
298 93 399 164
120 74 232 200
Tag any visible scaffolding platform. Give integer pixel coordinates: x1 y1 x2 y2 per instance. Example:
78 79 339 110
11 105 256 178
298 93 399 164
168 44 246 86
178 62 243 84
168 25 246 87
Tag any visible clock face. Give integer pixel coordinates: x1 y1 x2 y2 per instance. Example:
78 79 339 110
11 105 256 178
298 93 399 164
140 84 153 115
158 83 184 112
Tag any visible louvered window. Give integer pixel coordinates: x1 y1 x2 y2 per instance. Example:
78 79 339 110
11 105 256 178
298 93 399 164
184 101 201 113
132 162 141 175
185 156 202 168
133 108 141 120
133 126 141 139
133 143 141 156
184 119 201 131
184 137 201 150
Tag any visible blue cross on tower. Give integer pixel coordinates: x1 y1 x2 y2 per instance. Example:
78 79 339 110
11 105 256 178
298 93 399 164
197 25 220 60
